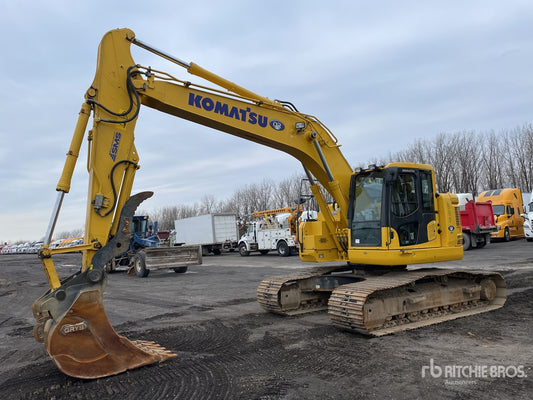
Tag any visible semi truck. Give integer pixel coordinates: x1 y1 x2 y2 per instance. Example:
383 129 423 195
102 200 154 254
456 194 496 250
520 190 533 241
173 213 239 255
477 188 525 241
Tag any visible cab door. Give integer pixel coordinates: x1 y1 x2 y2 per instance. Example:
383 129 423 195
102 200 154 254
385 168 436 247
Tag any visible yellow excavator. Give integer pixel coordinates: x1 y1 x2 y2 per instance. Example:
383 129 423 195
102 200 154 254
32 28 506 379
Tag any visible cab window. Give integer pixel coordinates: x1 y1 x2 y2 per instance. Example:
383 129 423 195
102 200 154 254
391 174 418 217
350 171 383 247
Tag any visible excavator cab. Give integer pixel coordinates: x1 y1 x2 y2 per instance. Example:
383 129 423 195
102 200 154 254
349 165 438 248
298 163 462 265
345 163 462 265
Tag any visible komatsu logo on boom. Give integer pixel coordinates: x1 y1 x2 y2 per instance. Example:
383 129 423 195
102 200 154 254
188 93 284 131
109 132 121 161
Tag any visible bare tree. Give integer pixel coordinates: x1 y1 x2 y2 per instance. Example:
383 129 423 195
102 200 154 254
53 228 84 241
179 204 201 219
149 206 179 230
506 124 533 192
272 173 305 208
231 179 276 216
217 196 241 214
479 130 503 190
391 138 430 165
200 194 218 215
450 131 481 195
389 133 454 193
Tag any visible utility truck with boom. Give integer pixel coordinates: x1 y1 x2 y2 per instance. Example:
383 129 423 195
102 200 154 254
33 28 506 380
238 206 301 256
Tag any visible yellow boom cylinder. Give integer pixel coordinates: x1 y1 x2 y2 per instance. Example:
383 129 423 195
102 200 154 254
56 103 91 193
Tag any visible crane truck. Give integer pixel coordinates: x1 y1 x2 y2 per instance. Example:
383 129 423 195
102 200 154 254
32 28 506 379
238 206 302 256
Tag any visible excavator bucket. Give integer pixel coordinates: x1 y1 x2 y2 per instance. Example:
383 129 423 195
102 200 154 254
32 192 176 379
32 276 176 379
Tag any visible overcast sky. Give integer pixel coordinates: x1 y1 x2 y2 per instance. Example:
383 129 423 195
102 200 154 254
1 0 533 242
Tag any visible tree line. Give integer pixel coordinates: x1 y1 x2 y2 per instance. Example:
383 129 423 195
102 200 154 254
44 175 310 240
146 124 533 231
374 123 533 197
42 123 533 239
142 173 315 231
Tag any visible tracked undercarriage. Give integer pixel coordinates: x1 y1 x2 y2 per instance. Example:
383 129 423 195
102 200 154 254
257 266 506 336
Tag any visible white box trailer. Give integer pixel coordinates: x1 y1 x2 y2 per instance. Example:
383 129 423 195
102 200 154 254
174 213 239 255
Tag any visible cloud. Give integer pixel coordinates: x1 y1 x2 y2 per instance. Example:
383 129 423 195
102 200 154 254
2 0 533 241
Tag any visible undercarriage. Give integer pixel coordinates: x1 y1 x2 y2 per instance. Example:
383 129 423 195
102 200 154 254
257 266 506 335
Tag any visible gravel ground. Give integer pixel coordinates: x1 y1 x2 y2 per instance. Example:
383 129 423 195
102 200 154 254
0 239 532 399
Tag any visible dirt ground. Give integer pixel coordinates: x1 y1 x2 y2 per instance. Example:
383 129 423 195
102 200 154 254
0 240 532 399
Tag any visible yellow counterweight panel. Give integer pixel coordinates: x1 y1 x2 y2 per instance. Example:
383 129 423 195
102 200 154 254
299 220 343 262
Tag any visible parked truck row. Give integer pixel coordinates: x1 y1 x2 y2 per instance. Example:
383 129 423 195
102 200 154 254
101 186 533 277
4 189 529 263
457 188 526 250
171 208 312 258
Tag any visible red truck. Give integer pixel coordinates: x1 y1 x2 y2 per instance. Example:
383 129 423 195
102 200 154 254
457 194 496 250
